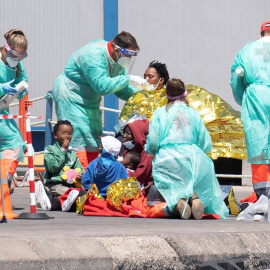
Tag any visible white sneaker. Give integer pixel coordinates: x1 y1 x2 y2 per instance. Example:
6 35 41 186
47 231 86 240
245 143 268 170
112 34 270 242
35 181 51 211
62 190 79 212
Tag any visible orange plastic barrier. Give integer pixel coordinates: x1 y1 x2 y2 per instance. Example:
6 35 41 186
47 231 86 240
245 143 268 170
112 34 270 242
0 160 18 219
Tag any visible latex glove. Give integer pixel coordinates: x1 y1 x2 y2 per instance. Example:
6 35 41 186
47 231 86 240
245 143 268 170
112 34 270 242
1 79 17 96
129 75 148 89
17 89 27 96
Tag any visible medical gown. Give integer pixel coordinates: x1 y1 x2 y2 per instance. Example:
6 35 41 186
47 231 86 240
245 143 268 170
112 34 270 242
145 101 229 219
52 39 138 149
230 36 270 164
0 60 27 162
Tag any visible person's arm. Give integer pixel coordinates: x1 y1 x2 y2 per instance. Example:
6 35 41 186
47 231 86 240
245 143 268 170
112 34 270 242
81 161 95 191
14 61 28 100
114 84 140 101
44 145 67 174
145 109 160 155
78 46 132 96
192 110 213 154
113 69 140 101
229 43 250 105
0 62 28 98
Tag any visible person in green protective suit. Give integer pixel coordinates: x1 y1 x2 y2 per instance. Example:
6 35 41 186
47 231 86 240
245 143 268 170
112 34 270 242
52 31 147 169
230 21 270 200
0 29 28 190
145 78 229 220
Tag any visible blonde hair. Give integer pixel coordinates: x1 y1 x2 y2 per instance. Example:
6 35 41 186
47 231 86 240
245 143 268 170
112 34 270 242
4 29 28 50
1 29 28 77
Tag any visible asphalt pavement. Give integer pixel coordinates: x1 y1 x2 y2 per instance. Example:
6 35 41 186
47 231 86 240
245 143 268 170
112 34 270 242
1 185 270 269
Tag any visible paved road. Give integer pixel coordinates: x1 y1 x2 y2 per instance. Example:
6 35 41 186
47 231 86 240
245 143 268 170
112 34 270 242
1 185 270 269
3 185 256 238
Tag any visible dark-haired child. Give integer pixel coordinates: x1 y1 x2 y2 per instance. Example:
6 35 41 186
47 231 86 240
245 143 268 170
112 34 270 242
44 120 84 197
122 151 141 172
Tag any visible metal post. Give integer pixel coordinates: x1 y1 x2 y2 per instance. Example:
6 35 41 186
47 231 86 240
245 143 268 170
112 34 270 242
15 113 52 220
0 155 7 223
19 92 28 141
104 0 119 132
45 91 53 147
25 115 36 213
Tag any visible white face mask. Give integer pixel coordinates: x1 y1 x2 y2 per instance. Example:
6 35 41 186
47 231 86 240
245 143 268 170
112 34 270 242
6 57 19 68
117 56 132 68
145 78 161 91
123 140 135 150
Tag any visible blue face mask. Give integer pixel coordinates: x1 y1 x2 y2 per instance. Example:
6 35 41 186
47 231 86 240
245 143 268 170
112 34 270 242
123 140 135 150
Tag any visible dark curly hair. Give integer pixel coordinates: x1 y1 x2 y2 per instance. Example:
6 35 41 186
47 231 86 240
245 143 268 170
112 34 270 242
53 120 73 136
126 151 141 170
148 61 170 85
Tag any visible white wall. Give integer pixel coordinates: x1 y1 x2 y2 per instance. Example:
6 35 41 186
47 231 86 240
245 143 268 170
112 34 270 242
119 0 270 111
1 0 270 128
1 0 103 119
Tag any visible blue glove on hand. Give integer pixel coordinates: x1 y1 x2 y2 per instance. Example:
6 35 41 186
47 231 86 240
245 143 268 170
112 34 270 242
17 89 27 96
1 79 17 96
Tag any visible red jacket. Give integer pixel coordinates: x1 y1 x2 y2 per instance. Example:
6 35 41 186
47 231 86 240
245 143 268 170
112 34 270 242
125 120 153 186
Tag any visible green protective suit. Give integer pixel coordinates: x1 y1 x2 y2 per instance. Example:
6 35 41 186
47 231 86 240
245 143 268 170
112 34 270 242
52 39 139 149
145 101 229 219
230 36 270 164
0 58 28 162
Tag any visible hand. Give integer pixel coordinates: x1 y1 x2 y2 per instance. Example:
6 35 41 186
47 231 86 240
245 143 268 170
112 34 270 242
1 79 17 96
75 173 82 183
129 75 148 89
62 138 70 149
17 89 27 96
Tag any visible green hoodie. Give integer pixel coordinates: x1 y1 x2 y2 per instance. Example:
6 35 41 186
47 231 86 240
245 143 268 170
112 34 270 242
44 141 84 186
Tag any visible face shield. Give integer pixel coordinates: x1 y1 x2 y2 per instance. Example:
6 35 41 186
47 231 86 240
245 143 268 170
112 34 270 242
113 43 138 74
5 42 28 61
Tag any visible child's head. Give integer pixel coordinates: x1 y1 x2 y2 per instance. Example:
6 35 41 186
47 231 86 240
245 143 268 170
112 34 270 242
101 136 122 156
122 151 141 170
53 120 74 146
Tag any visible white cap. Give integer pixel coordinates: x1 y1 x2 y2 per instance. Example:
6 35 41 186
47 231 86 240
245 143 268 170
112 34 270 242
101 136 122 156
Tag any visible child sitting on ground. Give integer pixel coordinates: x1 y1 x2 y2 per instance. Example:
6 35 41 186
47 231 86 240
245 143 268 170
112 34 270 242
44 120 84 197
36 136 130 211
121 151 141 173
82 136 128 198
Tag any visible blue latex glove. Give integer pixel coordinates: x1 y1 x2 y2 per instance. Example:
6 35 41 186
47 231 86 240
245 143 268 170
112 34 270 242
1 79 17 96
17 89 27 96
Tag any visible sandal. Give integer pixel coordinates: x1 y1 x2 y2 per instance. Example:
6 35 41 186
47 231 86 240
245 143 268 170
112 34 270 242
189 192 204 220
177 198 191 220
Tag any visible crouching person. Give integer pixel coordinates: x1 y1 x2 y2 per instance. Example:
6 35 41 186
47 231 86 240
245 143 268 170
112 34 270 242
35 136 128 211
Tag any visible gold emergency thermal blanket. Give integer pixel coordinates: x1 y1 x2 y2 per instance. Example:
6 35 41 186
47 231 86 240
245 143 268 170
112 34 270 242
120 85 247 160
106 177 141 211
76 184 104 214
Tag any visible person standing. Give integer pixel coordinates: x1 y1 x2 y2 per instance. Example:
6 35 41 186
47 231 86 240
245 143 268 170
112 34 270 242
0 29 28 190
52 31 147 169
230 21 270 199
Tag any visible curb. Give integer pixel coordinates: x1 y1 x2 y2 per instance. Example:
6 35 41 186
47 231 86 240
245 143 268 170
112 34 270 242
1 232 270 269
